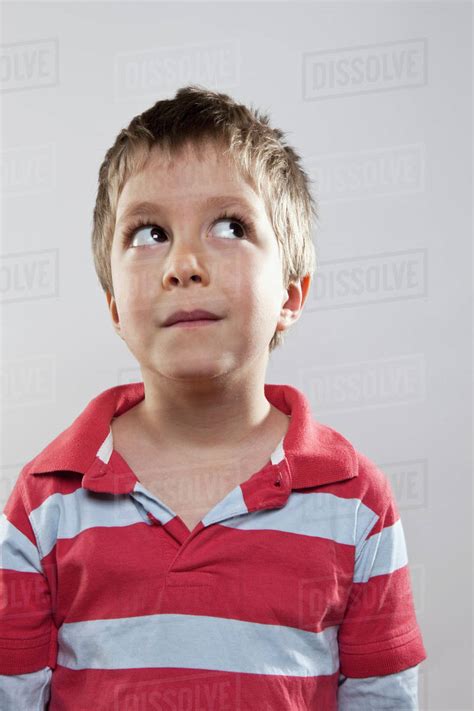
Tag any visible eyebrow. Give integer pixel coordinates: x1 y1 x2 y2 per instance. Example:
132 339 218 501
116 195 259 227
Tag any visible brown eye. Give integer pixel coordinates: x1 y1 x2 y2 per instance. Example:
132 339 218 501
128 224 167 246
210 218 246 240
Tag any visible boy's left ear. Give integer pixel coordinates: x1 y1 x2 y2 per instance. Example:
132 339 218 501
105 289 125 341
278 274 312 331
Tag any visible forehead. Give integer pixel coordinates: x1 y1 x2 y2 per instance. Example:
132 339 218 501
116 140 260 219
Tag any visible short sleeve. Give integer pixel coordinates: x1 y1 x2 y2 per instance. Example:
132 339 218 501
338 471 427 677
337 664 420 709
0 471 57 674
0 667 53 708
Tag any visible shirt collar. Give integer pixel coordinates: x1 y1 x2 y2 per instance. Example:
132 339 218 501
26 382 358 490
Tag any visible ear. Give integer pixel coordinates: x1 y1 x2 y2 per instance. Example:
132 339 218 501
105 290 124 340
277 274 312 333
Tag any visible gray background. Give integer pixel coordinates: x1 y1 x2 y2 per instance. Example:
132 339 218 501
1 2 472 709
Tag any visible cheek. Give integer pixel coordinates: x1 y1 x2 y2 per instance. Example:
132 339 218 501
115 281 156 325
223 250 267 290
126 262 159 302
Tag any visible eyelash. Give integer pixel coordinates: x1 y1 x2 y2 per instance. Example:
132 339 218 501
121 210 253 247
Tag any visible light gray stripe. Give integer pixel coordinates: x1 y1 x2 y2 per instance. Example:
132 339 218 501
338 664 419 709
57 613 339 676
269 434 286 464
220 492 377 546
354 519 408 583
0 512 43 574
131 483 178 525
0 668 52 710
29 489 146 558
202 485 247 526
97 430 114 464
28 486 382 558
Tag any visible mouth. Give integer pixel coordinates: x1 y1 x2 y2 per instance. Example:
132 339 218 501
167 319 221 329
163 309 221 327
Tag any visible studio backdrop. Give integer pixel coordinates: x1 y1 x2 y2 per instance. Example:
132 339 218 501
1 2 472 710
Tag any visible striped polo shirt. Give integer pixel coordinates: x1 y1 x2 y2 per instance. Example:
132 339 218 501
0 381 427 709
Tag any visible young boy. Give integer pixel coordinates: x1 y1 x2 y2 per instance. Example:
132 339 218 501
0 86 427 709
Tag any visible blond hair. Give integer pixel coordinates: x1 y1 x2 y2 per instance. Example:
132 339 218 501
91 85 318 352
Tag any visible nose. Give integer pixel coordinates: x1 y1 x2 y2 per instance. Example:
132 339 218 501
162 251 208 288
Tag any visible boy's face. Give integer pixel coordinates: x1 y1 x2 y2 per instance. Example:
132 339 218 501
106 139 308 383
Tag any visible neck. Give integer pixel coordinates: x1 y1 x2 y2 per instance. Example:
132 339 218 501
130 360 282 454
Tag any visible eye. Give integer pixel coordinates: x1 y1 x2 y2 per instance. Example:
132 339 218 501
122 210 252 248
122 222 166 247
210 214 249 240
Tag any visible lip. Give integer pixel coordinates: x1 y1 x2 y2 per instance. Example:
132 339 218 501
168 319 220 329
163 309 221 327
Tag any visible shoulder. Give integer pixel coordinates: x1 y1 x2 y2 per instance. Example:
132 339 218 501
355 449 394 502
316 424 398 522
